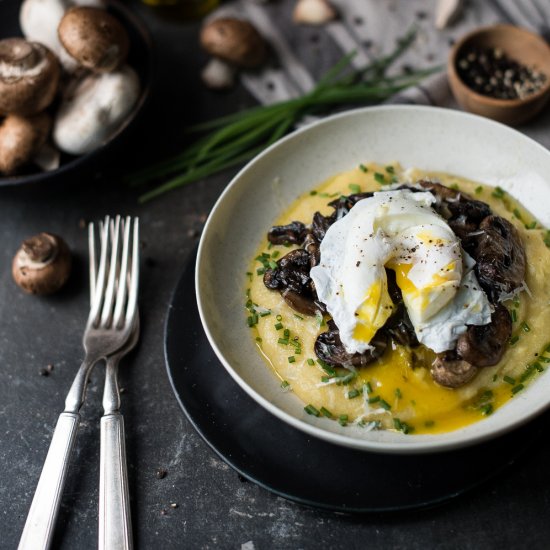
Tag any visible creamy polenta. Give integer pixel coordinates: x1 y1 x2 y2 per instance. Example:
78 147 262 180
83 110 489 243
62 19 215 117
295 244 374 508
245 163 550 435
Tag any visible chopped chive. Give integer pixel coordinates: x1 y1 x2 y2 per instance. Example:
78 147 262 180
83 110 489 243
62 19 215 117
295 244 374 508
539 356 550 363
329 192 340 197
288 356 296 363
347 388 361 399
281 380 290 389
385 165 395 174
379 399 391 410
274 322 283 330
374 172 386 185
511 309 518 323
544 230 550 248
525 220 537 229
391 175 399 184
294 313 304 320
320 407 333 418
256 267 265 275
491 186 505 199
304 404 320 417
503 375 516 385
394 388 402 399
535 362 545 372
310 190 317 196
246 271 253 281
259 310 271 317
424 420 435 427
393 418 402 430
318 192 329 198
521 321 531 333
307 358 315 366
475 185 483 194
450 183 460 190
338 414 348 426
368 396 380 404
316 359 336 376
513 208 522 220
348 183 361 193
492 374 498 382
283 328 290 338
321 376 329 383
545 343 550 353
512 384 525 395
359 163 368 173
513 295 521 308
255 336 262 343
289 339 301 348
480 403 493 416
276 314 282 321
268 260 277 270
267 242 273 250
365 382 373 394
246 315 258 327
295 349 302 355
271 250 280 259
520 365 537 383
341 373 356 385
509 335 520 346
278 338 289 345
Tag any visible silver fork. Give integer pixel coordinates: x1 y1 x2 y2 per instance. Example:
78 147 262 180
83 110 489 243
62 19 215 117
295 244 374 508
19 215 140 550
94 218 140 550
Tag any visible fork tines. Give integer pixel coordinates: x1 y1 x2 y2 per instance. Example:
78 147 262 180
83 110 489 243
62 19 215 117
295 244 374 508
88 216 139 330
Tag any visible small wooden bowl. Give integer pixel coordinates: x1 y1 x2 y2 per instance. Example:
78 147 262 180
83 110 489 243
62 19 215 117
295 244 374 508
448 24 550 125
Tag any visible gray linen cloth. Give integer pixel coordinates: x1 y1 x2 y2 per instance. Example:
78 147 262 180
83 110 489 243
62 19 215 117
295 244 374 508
208 0 550 111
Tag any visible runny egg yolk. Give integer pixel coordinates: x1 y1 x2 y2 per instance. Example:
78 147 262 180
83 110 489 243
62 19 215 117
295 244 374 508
353 279 394 343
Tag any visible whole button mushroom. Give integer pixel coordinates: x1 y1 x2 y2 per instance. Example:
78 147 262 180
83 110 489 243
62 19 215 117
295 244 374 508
0 113 51 175
0 38 60 116
200 18 267 69
58 7 129 72
12 233 72 295
53 65 140 154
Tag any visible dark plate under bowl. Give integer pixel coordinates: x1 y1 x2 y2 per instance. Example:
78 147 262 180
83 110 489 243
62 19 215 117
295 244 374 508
0 0 153 187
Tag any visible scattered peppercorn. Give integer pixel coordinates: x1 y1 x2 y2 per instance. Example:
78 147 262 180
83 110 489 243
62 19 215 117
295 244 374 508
456 46 547 100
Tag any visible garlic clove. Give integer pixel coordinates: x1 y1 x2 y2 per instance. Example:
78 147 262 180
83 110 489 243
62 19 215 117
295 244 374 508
201 58 236 90
293 0 337 25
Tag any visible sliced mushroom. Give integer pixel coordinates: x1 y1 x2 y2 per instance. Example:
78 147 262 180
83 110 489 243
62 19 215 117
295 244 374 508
12 233 71 295
0 38 60 116
0 113 51 175
267 221 307 245
431 351 478 388
53 65 139 155
200 18 267 69
58 7 129 72
474 215 526 302
315 320 387 368
293 0 338 25
456 304 512 367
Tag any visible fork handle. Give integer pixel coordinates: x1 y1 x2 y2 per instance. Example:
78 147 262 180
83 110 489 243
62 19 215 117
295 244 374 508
18 412 80 550
99 412 132 550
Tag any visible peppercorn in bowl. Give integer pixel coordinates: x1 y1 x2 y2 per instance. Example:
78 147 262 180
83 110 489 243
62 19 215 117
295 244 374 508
196 105 550 454
448 24 550 126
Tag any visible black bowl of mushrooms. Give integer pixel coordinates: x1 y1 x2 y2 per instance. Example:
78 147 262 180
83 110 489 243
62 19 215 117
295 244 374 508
0 0 153 186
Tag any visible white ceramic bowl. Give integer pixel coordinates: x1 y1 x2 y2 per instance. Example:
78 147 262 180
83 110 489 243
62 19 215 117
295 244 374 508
196 105 550 454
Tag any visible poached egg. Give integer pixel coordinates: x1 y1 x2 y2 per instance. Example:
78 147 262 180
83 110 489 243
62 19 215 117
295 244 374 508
310 189 492 354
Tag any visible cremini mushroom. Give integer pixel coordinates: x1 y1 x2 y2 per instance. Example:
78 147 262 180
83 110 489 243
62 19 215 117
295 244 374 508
12 233 72 295
293 0 337 25
0 113 51 174
200 18 267 69
58 6 129 72
53 65 140 155
20 0 107 71
0 38 60 116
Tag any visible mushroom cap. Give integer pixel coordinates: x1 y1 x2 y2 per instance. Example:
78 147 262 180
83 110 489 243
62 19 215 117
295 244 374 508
53 65 140 155
0 112 51 175
12 233 72 295
200 18 267 69
58 7 129 72
0 38 60 115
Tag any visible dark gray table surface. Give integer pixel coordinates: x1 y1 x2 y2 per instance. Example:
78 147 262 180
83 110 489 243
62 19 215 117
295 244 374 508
2 1 550 549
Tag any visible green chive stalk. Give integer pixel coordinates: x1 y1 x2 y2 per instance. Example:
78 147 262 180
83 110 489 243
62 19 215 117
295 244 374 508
131 29 441 202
